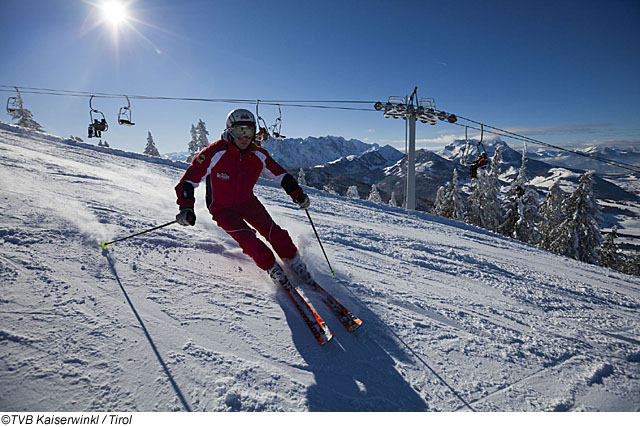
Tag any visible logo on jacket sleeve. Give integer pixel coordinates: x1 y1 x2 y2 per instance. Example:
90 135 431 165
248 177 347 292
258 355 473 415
217 172 230 180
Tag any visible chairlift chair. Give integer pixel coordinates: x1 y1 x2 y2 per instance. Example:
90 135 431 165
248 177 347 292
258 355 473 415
254 100 270 145
418 99 437 125
465 124 490 178
386 96 406 119
6 86 23 115
6 96 19 114
118 95 135 126
270 104 286 139
88 95 108 138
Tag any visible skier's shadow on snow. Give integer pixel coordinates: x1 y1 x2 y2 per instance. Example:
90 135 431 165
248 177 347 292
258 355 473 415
277 287 429 411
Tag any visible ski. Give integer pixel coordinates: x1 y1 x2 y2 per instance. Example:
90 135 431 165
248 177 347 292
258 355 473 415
278 277 333 345
305 280 363 332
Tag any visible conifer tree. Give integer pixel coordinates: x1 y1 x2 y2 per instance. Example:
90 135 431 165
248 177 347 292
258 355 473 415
623 252 640 276
599 226 623 271
345 186 360 199
465 146 502 231
546 171 603 264
6 90 44 132
298 168 307 186
516 186 542 245
483 147 504 231
16 108 44 132
388 191 398 207
144 131 160 157
433 169 465 220
499 146 541 243
367 184 382 203
465 176 484 227
539 180 569 251
187 124 198 162
323 185 338 195
195 119 210 151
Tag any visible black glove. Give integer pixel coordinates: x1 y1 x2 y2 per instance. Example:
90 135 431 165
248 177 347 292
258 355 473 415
294 193 310 209
176 208 196 226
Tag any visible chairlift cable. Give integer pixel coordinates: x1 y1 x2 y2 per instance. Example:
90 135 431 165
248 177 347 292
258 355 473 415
3 84 638 173
447 120 640 174
0 85 377 110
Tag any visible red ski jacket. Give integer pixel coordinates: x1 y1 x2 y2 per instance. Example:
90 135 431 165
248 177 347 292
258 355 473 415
175 138 303 213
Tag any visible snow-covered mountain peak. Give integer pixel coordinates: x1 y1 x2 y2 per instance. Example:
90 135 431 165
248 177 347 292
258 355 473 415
262 135 376 169
437 138 520 162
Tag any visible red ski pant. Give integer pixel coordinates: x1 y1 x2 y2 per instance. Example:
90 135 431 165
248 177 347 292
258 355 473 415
211 195 297 270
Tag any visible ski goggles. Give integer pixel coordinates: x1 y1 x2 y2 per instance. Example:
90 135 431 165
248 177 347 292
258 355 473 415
230 125 256 139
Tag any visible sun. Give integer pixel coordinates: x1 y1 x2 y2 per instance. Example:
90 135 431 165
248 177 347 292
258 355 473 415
101 1 128 26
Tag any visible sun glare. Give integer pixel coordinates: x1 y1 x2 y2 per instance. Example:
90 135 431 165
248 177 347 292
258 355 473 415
101 1 128 26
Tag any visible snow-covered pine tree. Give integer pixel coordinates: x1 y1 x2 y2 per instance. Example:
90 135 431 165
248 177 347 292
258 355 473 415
483 147 503 231
546 171 603 264
499 146 541 244
388 191 398 207
499 160 524 238
187 124 198 162
367 184 382 203
539 180 569 251
17 108 44 132
433 169 465 220
599 226 623 271
323 185 338 195
516 186 542 245
298 168 307 186
624 252 640 276
466 146 503 231
345 186 360 199
433 186 448 216
465 175 483 227
144 131 160 157
7 90 44 131
195 119 210 151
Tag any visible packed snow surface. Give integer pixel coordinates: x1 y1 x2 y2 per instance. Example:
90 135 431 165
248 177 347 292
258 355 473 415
1 123 639 412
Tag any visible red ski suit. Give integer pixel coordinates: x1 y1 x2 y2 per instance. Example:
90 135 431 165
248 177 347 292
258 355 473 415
175 138 304 270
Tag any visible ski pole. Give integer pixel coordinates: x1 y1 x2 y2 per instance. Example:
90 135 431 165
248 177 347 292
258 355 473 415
304 209 335 276
101 220 178 248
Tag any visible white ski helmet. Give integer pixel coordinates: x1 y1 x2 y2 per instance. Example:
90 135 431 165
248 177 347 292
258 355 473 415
226 108 255 128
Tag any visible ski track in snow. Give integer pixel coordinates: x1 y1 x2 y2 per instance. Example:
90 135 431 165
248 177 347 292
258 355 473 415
1 122 639 412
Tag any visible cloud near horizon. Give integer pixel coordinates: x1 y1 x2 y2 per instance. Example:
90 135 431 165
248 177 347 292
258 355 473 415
504 123 614 136
385 131 639 152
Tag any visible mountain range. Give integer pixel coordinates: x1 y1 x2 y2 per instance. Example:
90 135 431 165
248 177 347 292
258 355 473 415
532 145 640 174
280 137 638 206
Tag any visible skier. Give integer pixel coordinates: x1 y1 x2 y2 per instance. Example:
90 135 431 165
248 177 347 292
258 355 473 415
469 152 489 178
174 108 313 286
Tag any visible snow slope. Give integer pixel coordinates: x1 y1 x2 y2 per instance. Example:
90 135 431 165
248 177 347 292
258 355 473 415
1 123 639 412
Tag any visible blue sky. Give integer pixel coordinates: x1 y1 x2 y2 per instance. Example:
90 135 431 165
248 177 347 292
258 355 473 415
1 0 639 154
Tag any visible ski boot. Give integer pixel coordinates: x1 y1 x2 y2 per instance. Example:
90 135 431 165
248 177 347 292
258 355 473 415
267 262 288 286
284 253 314 285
